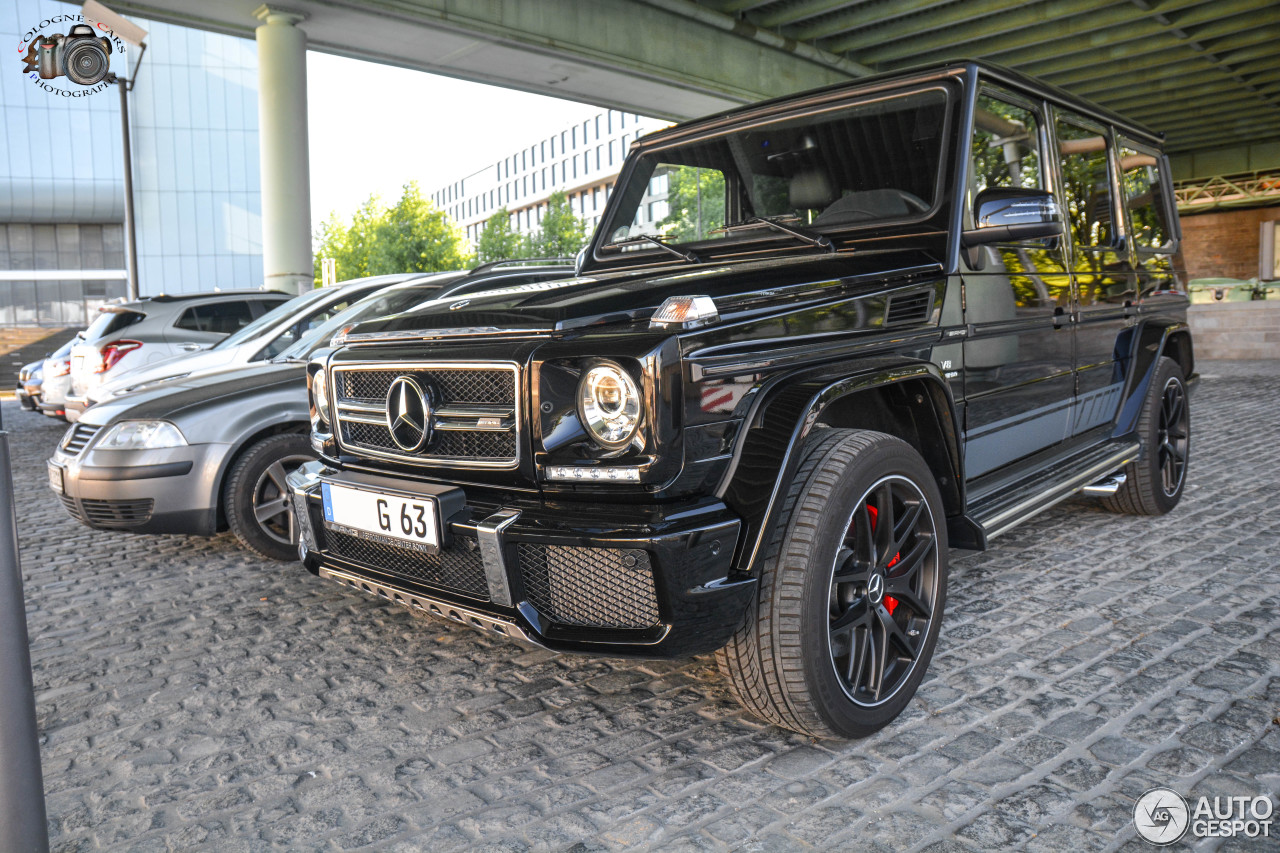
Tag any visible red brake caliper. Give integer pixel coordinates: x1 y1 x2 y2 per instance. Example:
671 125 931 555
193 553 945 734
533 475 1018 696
866 504 900 615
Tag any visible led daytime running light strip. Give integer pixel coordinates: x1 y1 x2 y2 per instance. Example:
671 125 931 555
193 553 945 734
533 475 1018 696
545 465 641 482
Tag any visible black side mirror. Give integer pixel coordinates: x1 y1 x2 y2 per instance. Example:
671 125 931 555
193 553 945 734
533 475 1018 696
963 188 1065 247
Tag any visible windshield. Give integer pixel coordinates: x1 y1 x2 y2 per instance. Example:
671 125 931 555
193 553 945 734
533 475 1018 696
276 279 453 360
599 87 950 259
212 288 333 349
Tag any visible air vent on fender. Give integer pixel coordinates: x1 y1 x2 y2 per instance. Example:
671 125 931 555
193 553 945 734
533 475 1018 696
884 289 934 327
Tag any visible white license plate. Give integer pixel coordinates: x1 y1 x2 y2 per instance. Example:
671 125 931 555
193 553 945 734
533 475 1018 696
47 462 64 494
321 482 440 551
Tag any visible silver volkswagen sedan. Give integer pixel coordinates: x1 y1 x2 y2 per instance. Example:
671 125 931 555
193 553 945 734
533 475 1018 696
47 263 574 559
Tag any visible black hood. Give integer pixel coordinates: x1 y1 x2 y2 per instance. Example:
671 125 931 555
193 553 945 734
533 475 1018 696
344 249 944 339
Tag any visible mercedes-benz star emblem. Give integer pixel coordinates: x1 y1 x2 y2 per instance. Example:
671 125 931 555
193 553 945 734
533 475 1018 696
386 376 432 452
867 573 885 605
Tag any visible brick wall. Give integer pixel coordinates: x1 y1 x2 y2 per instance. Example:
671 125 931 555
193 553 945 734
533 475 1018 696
1178 206 1280 280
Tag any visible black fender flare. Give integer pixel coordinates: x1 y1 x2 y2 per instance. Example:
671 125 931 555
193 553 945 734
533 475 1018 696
1114 319 1194 437
717 359 963 577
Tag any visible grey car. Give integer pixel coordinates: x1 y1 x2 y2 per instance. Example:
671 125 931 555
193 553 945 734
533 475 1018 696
47 263 574 560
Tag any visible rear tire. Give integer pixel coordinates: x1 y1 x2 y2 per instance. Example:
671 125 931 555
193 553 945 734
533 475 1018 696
716 428 948 739
1101 356 1189 516
224 433 314 561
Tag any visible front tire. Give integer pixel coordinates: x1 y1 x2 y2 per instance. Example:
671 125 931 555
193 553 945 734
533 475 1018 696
716 429 948 739
1102 356 1189 516
224 433 314 561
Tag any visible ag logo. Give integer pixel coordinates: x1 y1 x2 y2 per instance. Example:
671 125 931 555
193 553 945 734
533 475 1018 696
1134 787 1190 845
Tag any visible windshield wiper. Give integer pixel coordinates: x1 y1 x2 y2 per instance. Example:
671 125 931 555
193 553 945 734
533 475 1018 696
717 216 835 253
605 234 700 263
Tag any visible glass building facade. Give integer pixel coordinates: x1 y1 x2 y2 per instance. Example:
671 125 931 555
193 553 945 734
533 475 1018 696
1 0 263 326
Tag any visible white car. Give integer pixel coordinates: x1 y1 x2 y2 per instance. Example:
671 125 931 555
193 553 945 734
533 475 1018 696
64 290 291 421
36 337 78 419
84 275 413 408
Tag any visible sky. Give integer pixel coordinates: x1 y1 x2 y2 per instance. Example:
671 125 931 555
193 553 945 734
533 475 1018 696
306 52 607 227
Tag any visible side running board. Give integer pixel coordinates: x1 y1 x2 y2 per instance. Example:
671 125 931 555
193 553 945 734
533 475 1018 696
964 439 1141 543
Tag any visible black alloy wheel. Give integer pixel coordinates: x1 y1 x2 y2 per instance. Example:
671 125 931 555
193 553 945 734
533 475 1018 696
1156 375 1189 498
828 475 940 708
717 428 949 739
1101 356 1190 516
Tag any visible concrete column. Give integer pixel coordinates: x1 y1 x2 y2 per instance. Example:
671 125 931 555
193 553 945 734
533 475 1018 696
254 6 312 295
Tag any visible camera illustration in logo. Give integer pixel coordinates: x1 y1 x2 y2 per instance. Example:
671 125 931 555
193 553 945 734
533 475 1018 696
22 24 113 86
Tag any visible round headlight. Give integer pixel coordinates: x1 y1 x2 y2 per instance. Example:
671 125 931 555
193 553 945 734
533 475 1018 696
311 368 331 427
578 361 642 449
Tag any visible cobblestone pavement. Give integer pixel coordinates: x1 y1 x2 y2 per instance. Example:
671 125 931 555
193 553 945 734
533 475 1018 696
10 360 1279 852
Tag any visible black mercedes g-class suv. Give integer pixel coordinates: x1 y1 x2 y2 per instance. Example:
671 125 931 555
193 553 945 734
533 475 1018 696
289 61 1194 739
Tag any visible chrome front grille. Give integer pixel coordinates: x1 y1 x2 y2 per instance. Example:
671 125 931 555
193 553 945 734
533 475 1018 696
331 362 520 468
61 423 102 455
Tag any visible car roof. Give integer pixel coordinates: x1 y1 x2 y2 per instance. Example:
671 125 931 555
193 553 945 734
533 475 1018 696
639 58 1162 151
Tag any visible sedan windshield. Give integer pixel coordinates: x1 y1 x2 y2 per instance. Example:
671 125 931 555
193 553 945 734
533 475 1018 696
599 87 950 259
275 280 451 361
212 288 333 349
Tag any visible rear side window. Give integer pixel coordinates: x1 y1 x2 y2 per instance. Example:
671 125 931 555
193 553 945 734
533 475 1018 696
174 301 255 334
1056 113 1114 250
83 309 144 342
1119 143 1173 251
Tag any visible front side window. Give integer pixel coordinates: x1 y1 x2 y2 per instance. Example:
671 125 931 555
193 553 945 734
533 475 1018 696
1119 142 1173 251
599 87 950 259
971 92 1042 195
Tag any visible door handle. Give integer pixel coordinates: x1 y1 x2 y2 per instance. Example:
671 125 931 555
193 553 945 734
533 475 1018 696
180 343 203 352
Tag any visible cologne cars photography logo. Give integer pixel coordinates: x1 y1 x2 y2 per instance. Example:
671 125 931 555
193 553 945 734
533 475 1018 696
1134 788 1190 845
18 13 126 96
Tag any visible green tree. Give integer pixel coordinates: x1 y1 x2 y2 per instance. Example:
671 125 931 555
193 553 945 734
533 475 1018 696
660 165 726 242
475 208 527 264
313 181 472 285
527 190 588 258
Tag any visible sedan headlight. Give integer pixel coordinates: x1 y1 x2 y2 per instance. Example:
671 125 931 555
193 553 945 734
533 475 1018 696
578 361 642 449
95 420 187 450
311 368 331 428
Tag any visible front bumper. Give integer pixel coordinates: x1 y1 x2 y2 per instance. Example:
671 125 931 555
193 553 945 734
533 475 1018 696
287 461 754 658
49 442 230 535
